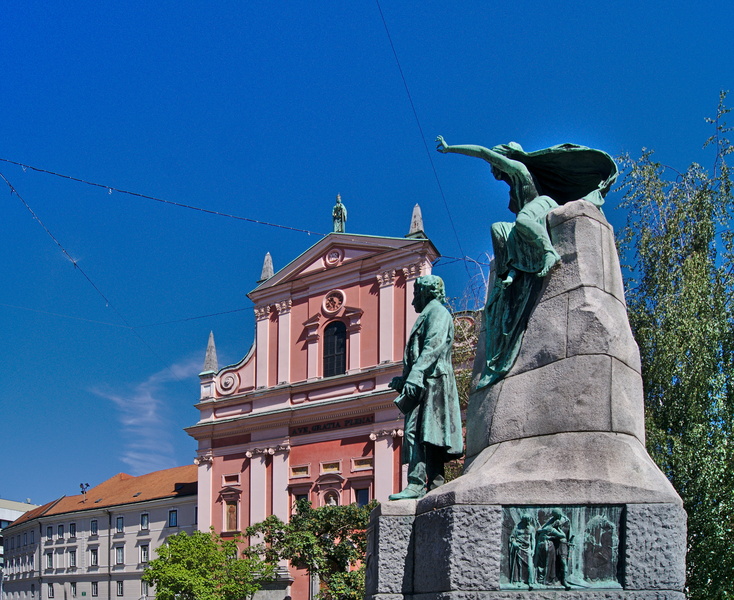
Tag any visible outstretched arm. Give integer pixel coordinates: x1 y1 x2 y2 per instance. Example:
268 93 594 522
436 135 531 179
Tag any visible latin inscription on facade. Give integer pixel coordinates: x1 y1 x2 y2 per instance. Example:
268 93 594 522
290 414 374 437
501 505 623 591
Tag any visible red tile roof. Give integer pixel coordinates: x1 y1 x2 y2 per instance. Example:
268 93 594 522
9 464 196 528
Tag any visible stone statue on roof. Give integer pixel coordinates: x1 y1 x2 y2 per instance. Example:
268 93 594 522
332 194 347 233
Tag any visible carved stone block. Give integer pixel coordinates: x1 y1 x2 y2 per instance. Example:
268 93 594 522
625 504 687 591
365 503 416 597
488 354 613 444
412 505 502 593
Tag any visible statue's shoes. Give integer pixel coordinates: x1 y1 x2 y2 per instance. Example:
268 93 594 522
388 486 425 500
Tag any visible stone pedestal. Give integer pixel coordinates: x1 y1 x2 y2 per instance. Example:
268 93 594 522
366 202 686 600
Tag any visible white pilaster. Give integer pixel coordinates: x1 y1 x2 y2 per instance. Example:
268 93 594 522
248 454 268 527
194 452 213 531
377 270 396 363
254 305 271 388
303 315 321 380
271 447 291 521
275 300 292 384
370 430 399 503
345 308 363 374
402 264 422 342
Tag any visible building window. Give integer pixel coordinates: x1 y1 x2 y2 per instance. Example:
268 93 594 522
90 520 98 536
324 321 347 377
69 549 76 568
140 544 149 563
140 513 149 531
90 548 98 566
30 553 34 568
321 461 341 474
46 526 53 540
115 546 124 565
115 516 124 533
91 582 98 597
168 510 177 527
116 581 123 597
57 525 64 539
46 553 53 569
222 473 240 485
30 531 35 544
47 584 54 599
69 523 76 538
225 501 238 532
70 583 76 598
352 457 373 471
23 533 28 546
323 321 347 377
141 581 149 597
31 584 35 597
289 465 309 478
354 487 371 507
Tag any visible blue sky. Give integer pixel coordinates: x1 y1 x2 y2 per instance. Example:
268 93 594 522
1 1 732 505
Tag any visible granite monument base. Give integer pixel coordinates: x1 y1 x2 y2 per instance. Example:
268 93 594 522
365 201 686 600
366 498 685 600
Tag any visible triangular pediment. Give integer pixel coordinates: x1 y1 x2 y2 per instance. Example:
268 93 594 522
249 233 437 296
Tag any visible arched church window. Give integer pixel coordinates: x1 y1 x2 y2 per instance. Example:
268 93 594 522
323 321 347 377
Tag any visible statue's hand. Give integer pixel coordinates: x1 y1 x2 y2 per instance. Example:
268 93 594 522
403 381 421 400
435 135 449 153
389 376 405 392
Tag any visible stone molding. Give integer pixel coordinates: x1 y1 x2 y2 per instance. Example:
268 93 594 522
193 452 213 466
376 269 397 287
369 428 404 441
254 304 271 320
245 444 291 458
274 299 292 314
401 263 421 281
216 370 240 396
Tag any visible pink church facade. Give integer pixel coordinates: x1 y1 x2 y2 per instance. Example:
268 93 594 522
185 226 438 597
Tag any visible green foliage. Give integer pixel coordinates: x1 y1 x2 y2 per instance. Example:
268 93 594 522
142 529 274 600
617 91 734 599
246 499 376 600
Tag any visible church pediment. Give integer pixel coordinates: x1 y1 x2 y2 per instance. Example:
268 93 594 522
249 233 437 295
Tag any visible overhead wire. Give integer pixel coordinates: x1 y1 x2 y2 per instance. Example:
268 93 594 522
374 0 473 278
1 158 490 268
0 158 325 237
0 160 491 333
1 171 190 386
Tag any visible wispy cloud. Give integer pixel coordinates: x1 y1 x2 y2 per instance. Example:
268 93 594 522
93 358 200 475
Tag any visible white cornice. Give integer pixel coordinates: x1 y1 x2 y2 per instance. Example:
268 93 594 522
194 361 402 411
249 235 438 302
186 389 399 440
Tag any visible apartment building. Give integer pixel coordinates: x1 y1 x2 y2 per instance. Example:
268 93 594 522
2 465 196 600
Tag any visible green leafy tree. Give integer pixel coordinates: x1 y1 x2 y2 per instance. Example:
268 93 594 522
616 91 734 599
142 530 274 600
246 499 375 600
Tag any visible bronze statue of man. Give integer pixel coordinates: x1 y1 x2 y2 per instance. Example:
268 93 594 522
389 274 463 500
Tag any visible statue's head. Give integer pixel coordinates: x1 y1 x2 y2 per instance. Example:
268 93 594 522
412 275 446 312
